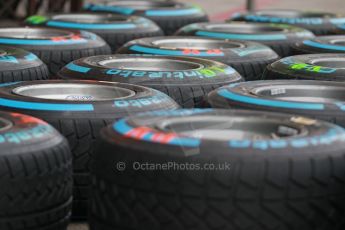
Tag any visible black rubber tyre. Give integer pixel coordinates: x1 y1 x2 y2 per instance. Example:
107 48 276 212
84 0 209 35
90 109 345 230
208 80 345 127
0 80 179 220
58 55 243 108
0 111 72 230
263 54 345 81
0 45 49 82
176 22 314 57
292 36 345 55
230 10 345 35
117 37 279 81
0 27 111 76
25 13 164 52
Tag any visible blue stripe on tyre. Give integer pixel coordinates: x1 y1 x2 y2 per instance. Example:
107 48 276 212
0 98 94 111
303 40 345 51
66 63 91 73
85 4 135 15
128 45 225 56
145 8 201 16
217 87 325 110
195 31 287 40
0 38 88 46
47 21 137 30
24 53 38 61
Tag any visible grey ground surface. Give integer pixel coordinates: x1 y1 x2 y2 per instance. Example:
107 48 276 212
23 0 343 229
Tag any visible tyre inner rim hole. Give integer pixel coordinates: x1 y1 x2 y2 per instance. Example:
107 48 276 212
205 24 285 33
52 14 129 23
0 117 13 132
152 38 242 49
311 57 345 68
108 1 178 10
251 85 345 103
155 116 304 141
98 58 203 71
0 28 73 39
256 10 334 18
12 84 136 101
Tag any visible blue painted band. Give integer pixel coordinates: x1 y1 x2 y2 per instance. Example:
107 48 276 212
303 40 345 51
218 88 325 110
0 82 21 87
195 30 287 41
145 8 201 16
330 18 345 24
66 63 91 73
24 53 38 61
47 20 137 30
0 98 94 111
0 37 88 46
86 4 135 15
129 45 225 56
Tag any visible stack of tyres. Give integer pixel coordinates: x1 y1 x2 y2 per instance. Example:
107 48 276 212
0 80 180 219
25 13 163 52
0 46 48 82
117 37 278 81
176 22 314 57
230 9 345 35
0 27 111 75
84 0 209 35
0 111 73 230
58 55 243 108
90 109 345 230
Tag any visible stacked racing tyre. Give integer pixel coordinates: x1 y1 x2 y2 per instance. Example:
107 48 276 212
84 0 209 35
0 111 72 230
292 36 345 55
263 54 345 81
0 80 179 220
58 55 243 107
176 22 314 57
117 37 278 81
90 109 345 230
26 13 163 52
0 46 49 82
208 80 345 127
230 10 345 35
0 27 111 75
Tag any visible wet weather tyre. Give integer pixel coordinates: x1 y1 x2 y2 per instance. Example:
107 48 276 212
90 109 345 230
58 55 243 108
0 46 49 82
26 14 164 52
230 10 345 35
117 37 278 81
292 36 345 55
0 111 73 230
0 28 111 76
176 22 315 57
0 80 179 220
263 54 345 81
84 1 209 35
207 80 345 127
